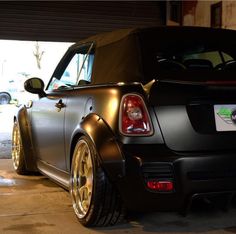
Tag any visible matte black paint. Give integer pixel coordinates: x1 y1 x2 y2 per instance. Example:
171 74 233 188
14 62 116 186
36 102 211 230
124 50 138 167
17 27 236 212
79 114 125 180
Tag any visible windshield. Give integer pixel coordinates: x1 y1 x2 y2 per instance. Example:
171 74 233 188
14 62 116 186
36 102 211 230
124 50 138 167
139 27 236 82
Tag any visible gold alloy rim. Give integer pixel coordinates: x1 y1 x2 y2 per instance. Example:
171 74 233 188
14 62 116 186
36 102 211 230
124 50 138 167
70 140 93 219
12 124 21 170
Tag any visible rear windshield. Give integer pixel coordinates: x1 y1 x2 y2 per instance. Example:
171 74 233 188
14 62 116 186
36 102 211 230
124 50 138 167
139 27 236 82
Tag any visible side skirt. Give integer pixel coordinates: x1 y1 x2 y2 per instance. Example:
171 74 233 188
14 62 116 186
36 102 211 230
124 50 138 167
37 160 70 190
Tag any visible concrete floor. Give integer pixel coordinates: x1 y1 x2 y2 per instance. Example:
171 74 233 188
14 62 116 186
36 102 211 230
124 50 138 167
1 105 236 233
1 161 236 233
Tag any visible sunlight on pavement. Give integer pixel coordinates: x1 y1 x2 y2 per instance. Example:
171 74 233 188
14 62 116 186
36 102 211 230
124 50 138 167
0 104 16 132
0 104 17 158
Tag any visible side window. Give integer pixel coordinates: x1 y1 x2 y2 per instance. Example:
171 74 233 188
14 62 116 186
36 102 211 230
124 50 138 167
183 51 233 68
48 44 94 91
183 51 219 67
222 52 233 62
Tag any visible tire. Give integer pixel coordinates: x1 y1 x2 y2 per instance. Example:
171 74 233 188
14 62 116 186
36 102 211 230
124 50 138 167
0 92 11 105
12 122 28 175
70 136 125 227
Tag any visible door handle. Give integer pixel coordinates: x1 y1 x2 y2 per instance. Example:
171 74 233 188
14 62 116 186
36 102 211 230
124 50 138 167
55 99 66 109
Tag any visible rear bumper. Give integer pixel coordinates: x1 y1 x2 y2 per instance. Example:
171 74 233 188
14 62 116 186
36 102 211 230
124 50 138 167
117 145 236 212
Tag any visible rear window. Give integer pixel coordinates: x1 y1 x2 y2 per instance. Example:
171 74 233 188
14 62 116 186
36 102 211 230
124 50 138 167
139 28 236 81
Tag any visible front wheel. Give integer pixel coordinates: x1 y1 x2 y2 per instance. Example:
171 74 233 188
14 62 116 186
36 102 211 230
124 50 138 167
70 136 125 227
12 122 28 174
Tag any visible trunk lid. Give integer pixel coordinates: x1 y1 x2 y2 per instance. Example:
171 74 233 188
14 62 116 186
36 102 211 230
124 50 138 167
149 77 236 152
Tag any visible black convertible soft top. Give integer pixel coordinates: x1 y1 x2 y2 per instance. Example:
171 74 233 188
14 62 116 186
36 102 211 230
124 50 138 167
76 26 236 84
81 26 236 49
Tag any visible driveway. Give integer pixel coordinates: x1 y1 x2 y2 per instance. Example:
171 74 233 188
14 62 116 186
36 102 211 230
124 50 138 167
0 104 16 158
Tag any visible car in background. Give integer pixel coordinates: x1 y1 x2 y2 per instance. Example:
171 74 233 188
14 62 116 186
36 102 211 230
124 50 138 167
0 74 37 105
0 91 11 104
12 26 236 227
0 78 17 104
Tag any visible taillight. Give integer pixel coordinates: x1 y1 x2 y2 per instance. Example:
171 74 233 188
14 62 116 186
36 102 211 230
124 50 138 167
147 180 174 192
120 94 153 135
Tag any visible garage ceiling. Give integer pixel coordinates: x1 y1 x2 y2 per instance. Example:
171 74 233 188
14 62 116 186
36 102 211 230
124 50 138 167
0 1 166 42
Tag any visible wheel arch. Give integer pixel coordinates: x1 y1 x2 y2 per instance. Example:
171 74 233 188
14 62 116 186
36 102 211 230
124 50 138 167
14 105 37 172
70 113 125 181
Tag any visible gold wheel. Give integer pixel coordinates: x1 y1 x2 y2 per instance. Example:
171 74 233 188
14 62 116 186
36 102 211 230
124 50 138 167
12 123 21 170
70 139 93 218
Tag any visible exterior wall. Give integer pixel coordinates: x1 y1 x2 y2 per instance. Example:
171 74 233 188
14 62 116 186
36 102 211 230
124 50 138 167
223 1 236 29
183 1 215 27
182 0 236 29
182 0 198 26
194 1 213 27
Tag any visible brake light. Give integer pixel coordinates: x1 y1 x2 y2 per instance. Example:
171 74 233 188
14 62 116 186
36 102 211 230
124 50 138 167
120 94 153 135
147 180 174 192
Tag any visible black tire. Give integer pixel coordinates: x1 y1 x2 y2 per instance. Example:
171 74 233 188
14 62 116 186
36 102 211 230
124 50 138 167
70 136 125 227
0 92 11 105
12 122 28 175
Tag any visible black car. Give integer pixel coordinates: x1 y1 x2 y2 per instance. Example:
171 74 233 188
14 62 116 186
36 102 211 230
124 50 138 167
12 26 236 227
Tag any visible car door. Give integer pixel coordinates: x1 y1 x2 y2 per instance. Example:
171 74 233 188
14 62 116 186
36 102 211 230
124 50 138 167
30 92 67 170
30 43 94 171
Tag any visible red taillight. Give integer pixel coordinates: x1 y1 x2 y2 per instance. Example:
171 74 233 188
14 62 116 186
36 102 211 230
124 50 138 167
147 180 174 192
120 94 153 135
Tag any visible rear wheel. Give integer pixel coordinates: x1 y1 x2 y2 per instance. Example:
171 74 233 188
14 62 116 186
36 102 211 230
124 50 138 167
12 122 28 174
70 136 125 227
0 92 11 105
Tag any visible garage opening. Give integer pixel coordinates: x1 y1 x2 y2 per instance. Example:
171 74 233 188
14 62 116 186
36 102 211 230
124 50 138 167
0 40 72 159
0 1 165 161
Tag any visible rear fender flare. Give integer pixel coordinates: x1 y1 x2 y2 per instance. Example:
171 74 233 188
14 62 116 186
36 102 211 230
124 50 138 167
72 114 125 181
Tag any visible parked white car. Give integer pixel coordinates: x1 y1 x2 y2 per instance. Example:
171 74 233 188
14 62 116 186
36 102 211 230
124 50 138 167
0 74 35 105
0 91 11 105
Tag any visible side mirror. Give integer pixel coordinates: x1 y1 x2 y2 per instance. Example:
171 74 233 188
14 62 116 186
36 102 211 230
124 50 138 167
24 78 46 98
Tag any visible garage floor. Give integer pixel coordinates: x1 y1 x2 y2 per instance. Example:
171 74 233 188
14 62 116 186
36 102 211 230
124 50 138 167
1 105 236 233
1 159 236 234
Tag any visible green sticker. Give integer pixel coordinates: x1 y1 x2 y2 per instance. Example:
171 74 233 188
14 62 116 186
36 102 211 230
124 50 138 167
217 108 232 118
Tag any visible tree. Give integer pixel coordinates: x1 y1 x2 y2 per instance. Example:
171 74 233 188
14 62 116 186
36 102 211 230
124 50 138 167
33 42 44 69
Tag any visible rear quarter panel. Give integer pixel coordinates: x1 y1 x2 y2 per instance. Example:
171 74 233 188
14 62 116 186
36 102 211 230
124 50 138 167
63 83 164 171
